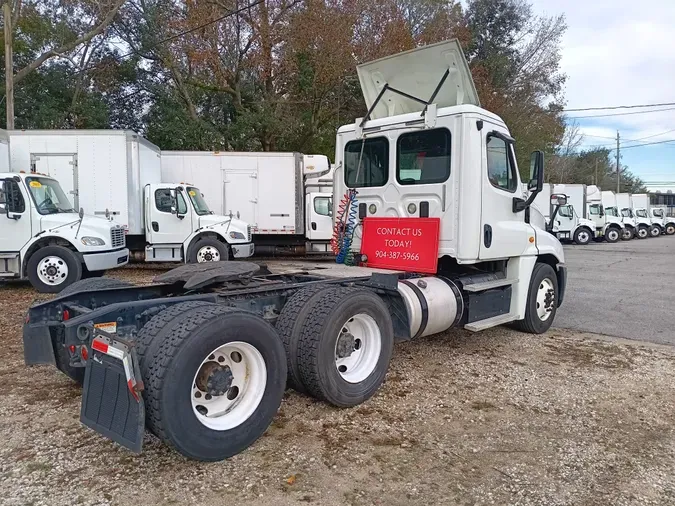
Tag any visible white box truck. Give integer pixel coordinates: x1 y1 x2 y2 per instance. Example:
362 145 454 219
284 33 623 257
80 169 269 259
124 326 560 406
632 193 666 237
9 130 254 263
584 185 624 242
25 40 568 461
536 183 594 244
650 205 675 235
0 129 9 170
160 151 333 255
602 190 634 239
616 192 647 238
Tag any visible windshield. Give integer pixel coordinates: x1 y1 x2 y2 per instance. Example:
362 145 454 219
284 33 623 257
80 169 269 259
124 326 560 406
606 206 618 217
621 208 633 218
186 187 211 215
25 177 75 215
636 209 648 218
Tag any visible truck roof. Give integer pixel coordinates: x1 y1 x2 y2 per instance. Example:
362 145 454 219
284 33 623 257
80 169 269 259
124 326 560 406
337 104 505 134
0 171 56 181
8 129 161 152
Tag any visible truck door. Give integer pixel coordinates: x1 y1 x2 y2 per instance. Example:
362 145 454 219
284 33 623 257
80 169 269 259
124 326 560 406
479 131 532 260
31 153 78 208
588 203 604 231
306 192 333 240
0 178 32 274
223 171 257 226
553 205 575 238
146 185 194 245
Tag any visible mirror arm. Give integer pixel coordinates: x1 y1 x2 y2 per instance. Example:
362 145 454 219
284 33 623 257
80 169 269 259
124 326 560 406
513 188 539 213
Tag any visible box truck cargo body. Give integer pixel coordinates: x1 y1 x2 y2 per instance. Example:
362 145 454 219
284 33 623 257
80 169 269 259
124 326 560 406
0 130 9 171
9 131 253 263
161 151 333 255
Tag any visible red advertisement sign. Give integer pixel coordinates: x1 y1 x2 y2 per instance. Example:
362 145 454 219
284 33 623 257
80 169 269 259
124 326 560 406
360 217 440 274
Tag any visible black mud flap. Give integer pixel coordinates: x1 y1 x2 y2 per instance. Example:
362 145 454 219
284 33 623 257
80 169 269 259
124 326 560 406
23 323 56 366
80 347 145 453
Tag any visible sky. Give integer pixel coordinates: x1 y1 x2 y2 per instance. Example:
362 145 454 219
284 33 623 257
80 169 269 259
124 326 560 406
529 0 675 191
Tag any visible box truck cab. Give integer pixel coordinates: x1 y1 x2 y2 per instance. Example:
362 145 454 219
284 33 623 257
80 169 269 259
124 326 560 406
142 182 253 262
615 192 642 238
8 130 253 264
533 183 594 244
630 193 660 238
0 172 129 292
602 190 634 240
650 206 675 235
160 151 333 255
584 185 624 242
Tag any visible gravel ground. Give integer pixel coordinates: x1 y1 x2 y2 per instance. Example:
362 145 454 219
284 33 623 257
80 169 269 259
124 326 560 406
1 268 675 506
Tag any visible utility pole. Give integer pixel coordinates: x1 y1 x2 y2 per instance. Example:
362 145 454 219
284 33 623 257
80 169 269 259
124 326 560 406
594 159 598 186
3 2 14 130
616 130 620 193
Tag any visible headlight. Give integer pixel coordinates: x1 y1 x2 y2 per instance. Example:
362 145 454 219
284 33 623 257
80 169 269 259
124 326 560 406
81 236 105 246
229 231 246 240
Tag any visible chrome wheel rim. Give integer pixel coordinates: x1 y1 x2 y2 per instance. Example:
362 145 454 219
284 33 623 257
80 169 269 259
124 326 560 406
536 278 555 322
197 245 221 262
37 256 69 286
334 313 382 383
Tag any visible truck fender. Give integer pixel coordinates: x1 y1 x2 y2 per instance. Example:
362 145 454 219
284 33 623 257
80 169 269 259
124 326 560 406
20 236 82 277
183 231 230 256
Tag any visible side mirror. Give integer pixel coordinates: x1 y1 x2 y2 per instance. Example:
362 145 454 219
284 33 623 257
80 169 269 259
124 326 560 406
528 150 544 192
551 194 567 206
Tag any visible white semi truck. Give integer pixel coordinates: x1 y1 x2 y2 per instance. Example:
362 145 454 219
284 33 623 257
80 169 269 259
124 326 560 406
160 151 334 255
24 40 567 462
602 190 634 240
630 194 661 238
532 183 594 244
9 130 254 263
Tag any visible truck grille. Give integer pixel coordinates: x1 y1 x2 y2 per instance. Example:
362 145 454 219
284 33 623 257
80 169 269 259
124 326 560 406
111 227 126 248
247 225 252 242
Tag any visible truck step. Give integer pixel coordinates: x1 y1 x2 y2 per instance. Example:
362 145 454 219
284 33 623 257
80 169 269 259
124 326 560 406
462 278 515 292
464 313 517 332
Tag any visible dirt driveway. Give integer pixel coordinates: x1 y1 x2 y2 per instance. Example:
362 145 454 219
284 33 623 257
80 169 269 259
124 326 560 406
1 268 674 506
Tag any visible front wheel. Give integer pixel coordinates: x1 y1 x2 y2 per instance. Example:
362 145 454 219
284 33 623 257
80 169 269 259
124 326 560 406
605 227 621 243
649 225 661 237
143 305 286 461
665 223 675 235
512 263 558 334
636 226 649 239
187 237 229 263
574 228 591 245
26 245 82 293
622 227 635 240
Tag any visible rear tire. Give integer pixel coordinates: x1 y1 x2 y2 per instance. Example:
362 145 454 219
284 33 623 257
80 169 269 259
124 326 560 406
54 277 132 384
512 263 558 334
27 245 82 293
573 227 591 245
275 284 334 393
605 227 620 243
187 237 229 263
144 305 286 461
296 287 394 407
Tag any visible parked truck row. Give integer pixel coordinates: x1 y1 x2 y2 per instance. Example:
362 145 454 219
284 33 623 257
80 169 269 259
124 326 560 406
531 182 673 245
24 40 569 462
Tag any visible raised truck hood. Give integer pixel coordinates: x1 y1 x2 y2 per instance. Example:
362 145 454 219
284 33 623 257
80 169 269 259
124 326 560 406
356 39 480 120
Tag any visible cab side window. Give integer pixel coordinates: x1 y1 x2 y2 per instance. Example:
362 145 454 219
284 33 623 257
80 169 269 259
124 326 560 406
486 135 517 192
0 179 26 213
155 189 187 214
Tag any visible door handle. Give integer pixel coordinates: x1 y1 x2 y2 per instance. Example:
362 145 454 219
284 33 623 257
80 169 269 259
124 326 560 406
152 221 159 232
483 224 492 248
311 222 317 230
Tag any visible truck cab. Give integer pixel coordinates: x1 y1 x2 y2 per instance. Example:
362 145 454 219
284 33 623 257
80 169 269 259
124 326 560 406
551 203 596 245
586 186 624 243
650 207 675 235
333 40 566 332
0 172 129 292
143 183 253 262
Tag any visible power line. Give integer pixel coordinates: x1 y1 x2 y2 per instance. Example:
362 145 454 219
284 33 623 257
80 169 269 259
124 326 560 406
631 128 675 142
563 101 675 112
620 138 675 150
72 0 264 77
568 106 675 119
